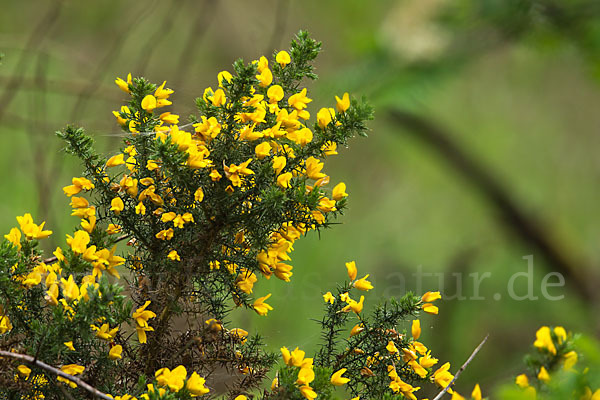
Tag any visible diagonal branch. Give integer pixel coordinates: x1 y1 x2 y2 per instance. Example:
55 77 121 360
0 350 113 400
432 335 489 400
388 109 597 303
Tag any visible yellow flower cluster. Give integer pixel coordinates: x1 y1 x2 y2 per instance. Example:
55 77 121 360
515 326 598 398
154 365 209 397
280 347 319 399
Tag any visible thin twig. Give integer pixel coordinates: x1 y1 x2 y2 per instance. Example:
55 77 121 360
0 350 113 400
432 334 489 400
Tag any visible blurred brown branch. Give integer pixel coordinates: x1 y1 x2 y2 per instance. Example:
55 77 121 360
388 109 597 304
0 0 63 123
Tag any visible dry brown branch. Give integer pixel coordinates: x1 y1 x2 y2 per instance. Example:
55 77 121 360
0 350 113 400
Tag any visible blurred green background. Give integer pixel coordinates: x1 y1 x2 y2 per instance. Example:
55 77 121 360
2 0 600 396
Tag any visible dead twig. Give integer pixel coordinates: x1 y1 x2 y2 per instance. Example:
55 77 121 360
0 350 113 400
432 334 489 400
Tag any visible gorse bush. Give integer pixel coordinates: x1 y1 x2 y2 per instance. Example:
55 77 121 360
0 30 599 400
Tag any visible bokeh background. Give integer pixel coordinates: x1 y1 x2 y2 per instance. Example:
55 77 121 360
2 0 600 396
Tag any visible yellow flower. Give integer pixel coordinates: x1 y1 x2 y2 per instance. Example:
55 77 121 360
229 328 248 342
155 81 174 99
317 108 335 129
253 294 273 316
533 326 557 355
17 364 31 378
386 341 399 354
160 112 179 125
194 187 204 202
288 88 312 110
321 141 337 156
277 172 292 188
255 142 271 159
58 364 85 388
110 197 125 214
217 70 232 86
147 160 159 170
0 306 12 334
272 156 286 175
133 301 156 344
422 303 438 315
141 95 157 112
115 73 132 93
106 154 125 167
419 351 438 368
421 291 441 303
472 383 482 400
537 366 550 382
45 283 59 305
296 365 315 386
267 85 284 103
135 202 146 215
276 50 291 67
331 368 350 386
155 228 174 241
107 224 122 234
515 373 529 388
61 275 80 301
299 385 317 400
109 345 123 360
353 274 373 291
187 371 210 396
451 392 465 400
16 213 53 240
167 250 180 261
93 323 118 341
304 157 325 180
554 326 567 344
157 365 187 392
236 270 258 293
433 362 454 390
412 320 421 340
66 230 90 254
323 291 335 304
350 323 364 337
64 341 75 351
63 177 94 197
345 261 357 281
4 227 21 250
212 89 226 107
332 182 348 201
335 92 350 113
342 296 364 314
133 301 156 328
256 67 273 87
209 169 222 181
563 350 578 371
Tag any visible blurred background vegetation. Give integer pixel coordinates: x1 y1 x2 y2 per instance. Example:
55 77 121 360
2 0 600 396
